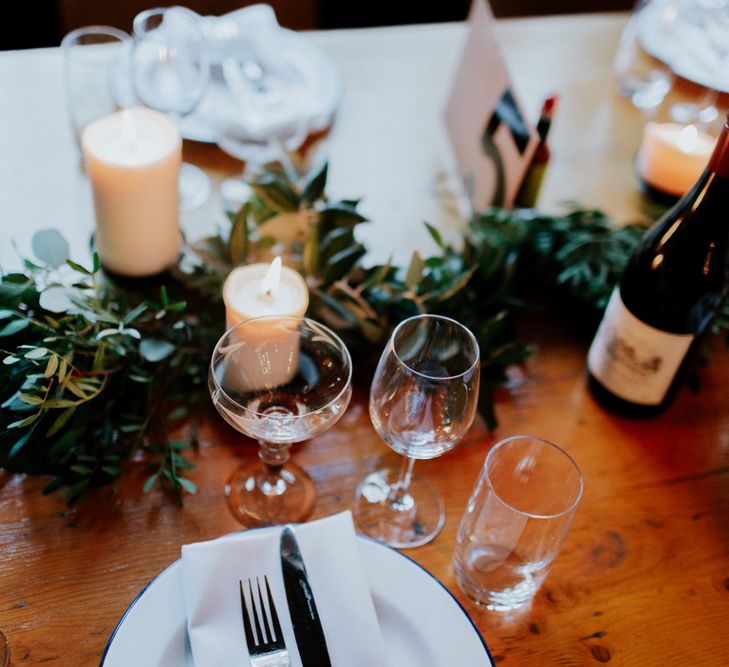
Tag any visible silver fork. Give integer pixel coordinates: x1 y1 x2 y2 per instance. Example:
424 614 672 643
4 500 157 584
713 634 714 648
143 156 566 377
239 576 290 667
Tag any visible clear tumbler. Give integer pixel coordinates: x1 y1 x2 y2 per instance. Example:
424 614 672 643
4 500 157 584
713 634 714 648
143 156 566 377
453 435 583 610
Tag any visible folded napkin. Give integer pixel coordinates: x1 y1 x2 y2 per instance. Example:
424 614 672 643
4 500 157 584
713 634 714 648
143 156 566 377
181 511 388 667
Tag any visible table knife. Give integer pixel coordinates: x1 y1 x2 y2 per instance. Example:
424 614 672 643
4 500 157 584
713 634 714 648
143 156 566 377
279 526 332 667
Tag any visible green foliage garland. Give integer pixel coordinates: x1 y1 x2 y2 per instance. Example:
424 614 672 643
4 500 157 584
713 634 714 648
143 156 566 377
1 163 725 504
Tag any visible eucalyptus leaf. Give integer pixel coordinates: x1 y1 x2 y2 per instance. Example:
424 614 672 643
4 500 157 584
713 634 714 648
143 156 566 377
39 286 75 313
31 229 70 268
139 338 176 363
0 319 29 338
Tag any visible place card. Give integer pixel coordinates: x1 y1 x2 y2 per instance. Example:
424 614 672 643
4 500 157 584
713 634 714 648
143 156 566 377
445 0 537 212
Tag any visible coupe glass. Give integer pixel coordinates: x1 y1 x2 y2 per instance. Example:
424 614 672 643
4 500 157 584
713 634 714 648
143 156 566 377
353 314 480 548
209 316 352 526
132 6 211 211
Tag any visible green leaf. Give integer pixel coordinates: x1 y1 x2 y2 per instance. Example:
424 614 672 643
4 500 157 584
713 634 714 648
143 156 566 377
167 406 189 420
302 162 328 203
92 253 101 273
252 180 300 213
39 286 75 313
229 206 249 266
143 474 159 493
8 413 39 429
405 251 425 289
46 407 76 436
24 347 48 360
123 302 147 325
178 478 197 494
160 285 169 307
8 430 33 458
424 222 445 249
18 393 44 405
0 309 15 320
32 229 70 268
0 318 29 337
139 338 176 363
66 259 92 275
43 477 64 495
66 478 90 506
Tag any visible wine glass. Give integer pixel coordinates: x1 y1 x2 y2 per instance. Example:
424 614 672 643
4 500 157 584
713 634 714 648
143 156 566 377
353 314 480 548
132 6 211 211
210 24 312 205
209 315 352 526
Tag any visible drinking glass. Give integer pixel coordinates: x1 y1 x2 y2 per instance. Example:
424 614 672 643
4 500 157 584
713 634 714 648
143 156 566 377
210 22 312 205
353 314 480 548
453 435 583 611
209 316 352 526
61 25 133 151
132 6 211 211
614 0 674 112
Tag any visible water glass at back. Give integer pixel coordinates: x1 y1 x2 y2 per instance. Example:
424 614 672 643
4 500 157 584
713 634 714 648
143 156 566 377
453 435 583 611
61 26 134 150
614 0 674 111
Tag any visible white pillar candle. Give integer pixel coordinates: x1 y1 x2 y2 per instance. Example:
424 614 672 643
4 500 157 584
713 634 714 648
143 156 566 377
222 259 309 393
81 107 182 277
636 122 715 197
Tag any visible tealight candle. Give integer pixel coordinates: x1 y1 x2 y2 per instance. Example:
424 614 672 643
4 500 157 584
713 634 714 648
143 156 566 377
81 107 182 277
636 122 715 198
222 258 309 393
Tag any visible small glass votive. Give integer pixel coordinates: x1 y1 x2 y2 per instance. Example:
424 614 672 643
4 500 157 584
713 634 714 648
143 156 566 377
453 435 583 611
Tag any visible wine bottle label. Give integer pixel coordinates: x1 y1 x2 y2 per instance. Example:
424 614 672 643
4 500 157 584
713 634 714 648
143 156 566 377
588 289 693 406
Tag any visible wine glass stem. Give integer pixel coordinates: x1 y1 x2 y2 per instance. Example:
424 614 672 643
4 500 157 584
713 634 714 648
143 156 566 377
258 439 290 469
256 440 290 497
387 456 416 512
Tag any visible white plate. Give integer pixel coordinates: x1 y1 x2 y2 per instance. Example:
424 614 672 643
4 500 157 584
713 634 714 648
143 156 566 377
101 534 494 666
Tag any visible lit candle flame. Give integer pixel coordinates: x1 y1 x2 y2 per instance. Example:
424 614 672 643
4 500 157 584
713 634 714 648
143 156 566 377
259 256 282 298
677 124 698 153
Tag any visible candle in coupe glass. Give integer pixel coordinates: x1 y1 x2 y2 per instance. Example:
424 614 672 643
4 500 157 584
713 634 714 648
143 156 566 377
223 257 309 328
222 258 309 393
81 107 181 277
636 122 715 198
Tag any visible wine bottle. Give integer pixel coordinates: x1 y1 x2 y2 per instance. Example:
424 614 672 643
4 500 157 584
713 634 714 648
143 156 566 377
587 113 729 417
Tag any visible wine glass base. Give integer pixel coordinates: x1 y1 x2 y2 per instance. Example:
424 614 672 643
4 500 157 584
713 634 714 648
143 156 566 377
353 468 445 549
224 460 315 527
178 162 211 212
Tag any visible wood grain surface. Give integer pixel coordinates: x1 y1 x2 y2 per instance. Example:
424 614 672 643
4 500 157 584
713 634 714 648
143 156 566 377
2 312 728 666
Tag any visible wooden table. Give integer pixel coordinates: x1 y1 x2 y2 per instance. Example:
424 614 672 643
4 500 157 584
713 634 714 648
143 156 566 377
2 12 729 667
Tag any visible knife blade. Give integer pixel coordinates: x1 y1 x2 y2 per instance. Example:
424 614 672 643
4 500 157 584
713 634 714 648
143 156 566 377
279 525 332 667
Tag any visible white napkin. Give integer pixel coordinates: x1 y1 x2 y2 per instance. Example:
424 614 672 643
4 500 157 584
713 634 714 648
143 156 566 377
181 511 388 667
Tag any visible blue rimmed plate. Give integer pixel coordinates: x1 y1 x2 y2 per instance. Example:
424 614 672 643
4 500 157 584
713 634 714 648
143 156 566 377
101 531 494 666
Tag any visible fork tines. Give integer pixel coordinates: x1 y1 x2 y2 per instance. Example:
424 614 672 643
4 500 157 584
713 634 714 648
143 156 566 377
239 576 288 665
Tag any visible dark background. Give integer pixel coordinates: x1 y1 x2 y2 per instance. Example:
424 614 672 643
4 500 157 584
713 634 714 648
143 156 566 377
1 0 633 50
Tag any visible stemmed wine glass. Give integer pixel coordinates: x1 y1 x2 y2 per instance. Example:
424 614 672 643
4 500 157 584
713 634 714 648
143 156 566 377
354 314 480 548
211 31 312 205
209 315 352 526
132 6 211 211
